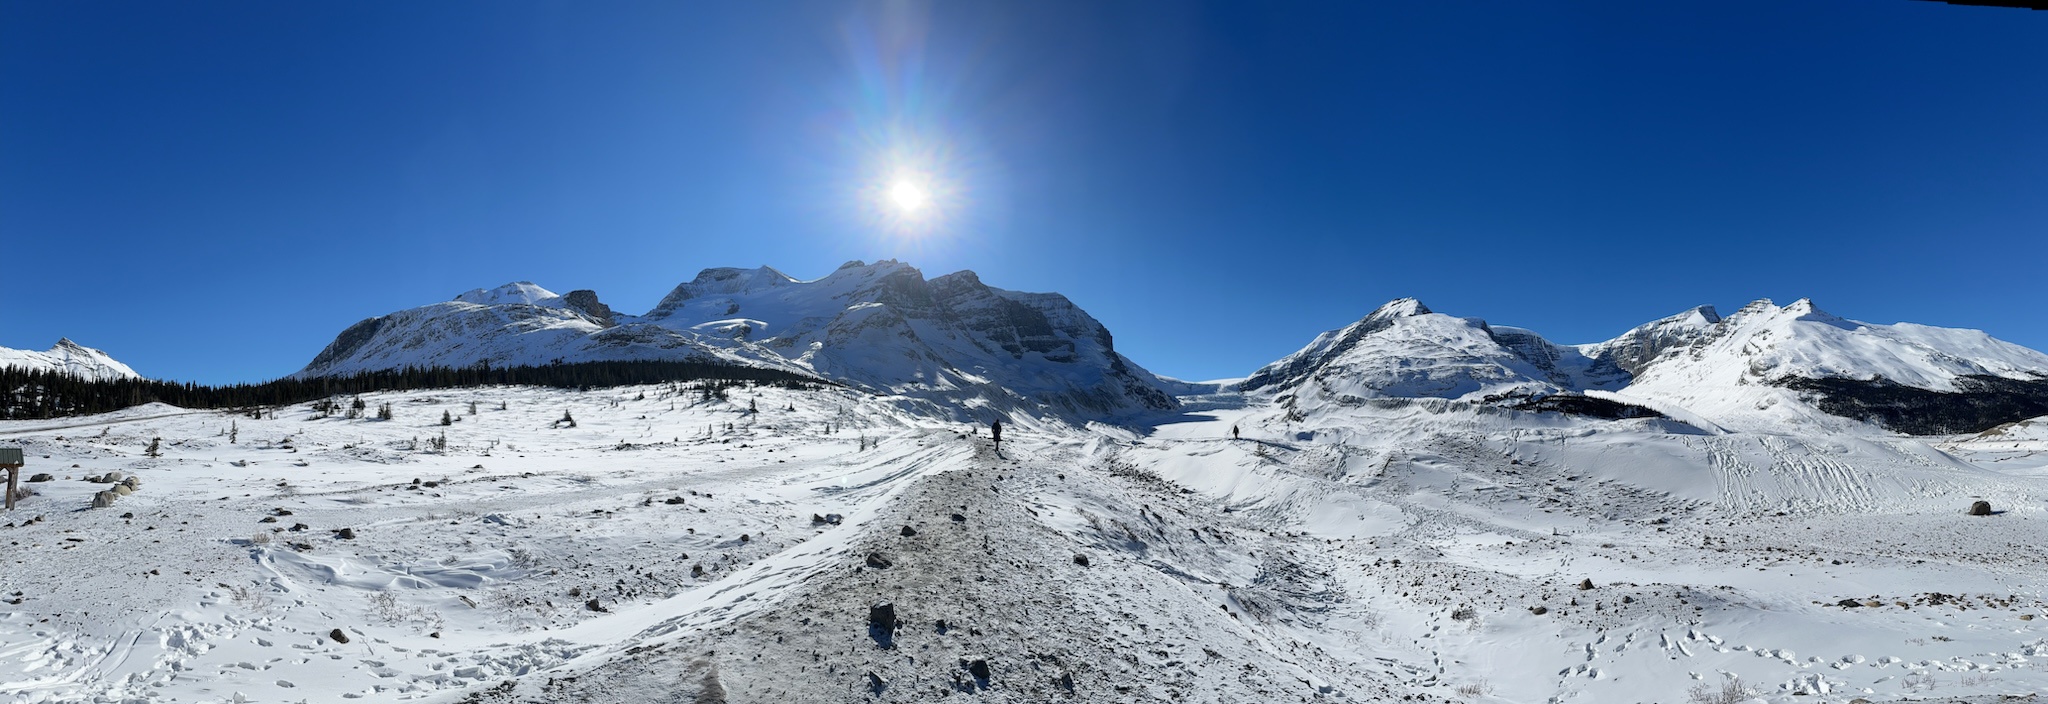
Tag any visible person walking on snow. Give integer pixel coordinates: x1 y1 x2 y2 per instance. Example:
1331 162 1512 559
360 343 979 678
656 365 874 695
1231 425 1240 440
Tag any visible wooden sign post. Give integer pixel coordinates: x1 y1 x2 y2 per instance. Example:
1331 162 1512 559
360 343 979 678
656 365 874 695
0 448 22 511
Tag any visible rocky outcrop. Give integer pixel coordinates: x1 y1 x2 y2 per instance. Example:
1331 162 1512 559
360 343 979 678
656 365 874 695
562 290 617 327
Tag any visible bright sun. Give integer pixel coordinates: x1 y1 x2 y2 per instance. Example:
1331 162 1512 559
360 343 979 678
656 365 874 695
887 179 929 214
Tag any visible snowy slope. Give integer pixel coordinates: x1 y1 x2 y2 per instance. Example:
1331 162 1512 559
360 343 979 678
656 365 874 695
0 338 141 380
1240 298 1625 406
1619 299 2048 433
298 282 791 379
299 261 1176 421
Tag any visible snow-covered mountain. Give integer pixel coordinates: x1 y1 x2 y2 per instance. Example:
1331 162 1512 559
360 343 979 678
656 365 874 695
300 260 1176 420
1618 298 2048 433
1240 298 1627 404
1248 297 2048 435
0 338 140 381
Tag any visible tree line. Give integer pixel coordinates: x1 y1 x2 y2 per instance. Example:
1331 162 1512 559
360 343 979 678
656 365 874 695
0 360 826 419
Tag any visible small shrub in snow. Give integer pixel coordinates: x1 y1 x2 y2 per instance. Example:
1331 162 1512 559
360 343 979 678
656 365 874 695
1687 679 1754 704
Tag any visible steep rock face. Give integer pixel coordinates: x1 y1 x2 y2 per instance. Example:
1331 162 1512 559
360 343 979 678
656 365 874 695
645 260 1176 418
0 339 141 381
1578 305 1722 377
561 290 617 328
299 262 1175 421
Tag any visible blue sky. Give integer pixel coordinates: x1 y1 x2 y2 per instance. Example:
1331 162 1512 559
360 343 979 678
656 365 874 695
2 1 2043 385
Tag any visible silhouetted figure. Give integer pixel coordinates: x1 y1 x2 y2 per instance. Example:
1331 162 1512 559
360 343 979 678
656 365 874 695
991 420 1003 451
1231 425 1240 440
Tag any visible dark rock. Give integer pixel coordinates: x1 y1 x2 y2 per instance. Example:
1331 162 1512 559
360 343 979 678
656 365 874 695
335 528 356 539
900 526 916 537
585 599 607 613
289 523 309 532
1970 500 1993 516
1058 672 1075 692
965 658 991 681
868 602 898 648
562 290 618 327
1073 554 1090 567
1838 598 1863 608
26 473 52 483
329 628 350 644
259 516 278 524
950 513 966 523
665 497 686 505
1578 578 1595 590
1530 606 1548 615
866 671 887 694
866 553 893 569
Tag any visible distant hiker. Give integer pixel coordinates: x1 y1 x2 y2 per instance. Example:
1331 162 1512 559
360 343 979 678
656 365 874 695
1231 425 1240 440
991 420 1003 450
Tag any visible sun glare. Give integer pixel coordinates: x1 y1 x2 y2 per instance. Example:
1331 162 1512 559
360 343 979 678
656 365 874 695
888 178 929 214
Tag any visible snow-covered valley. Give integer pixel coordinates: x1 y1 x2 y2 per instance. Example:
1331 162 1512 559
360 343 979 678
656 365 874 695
5 380 2048 703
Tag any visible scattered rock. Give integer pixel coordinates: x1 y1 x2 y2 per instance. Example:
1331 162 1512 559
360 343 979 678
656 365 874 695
950 513 966 523
900 526 916 537
91 491 117 509
865 553 893 569
289 523 309 532
25 473 52 483
111 484 133 496
1837 598 1863 608
1969 500 1993 516
259 516 278 524
328 628 350 644
964 658 991 681
665 497 686 505
585 599 607 613
1073 554 1091 567
866 671 887 694
334 528 356 540
1529 606 1548 615
1577 578 1594 590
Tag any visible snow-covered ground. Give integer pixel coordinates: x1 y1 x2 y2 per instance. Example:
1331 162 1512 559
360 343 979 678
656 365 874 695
6 383 2048 703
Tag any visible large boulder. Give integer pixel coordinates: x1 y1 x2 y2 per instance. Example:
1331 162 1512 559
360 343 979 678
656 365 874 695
91 491 117 508
26 473 53 483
